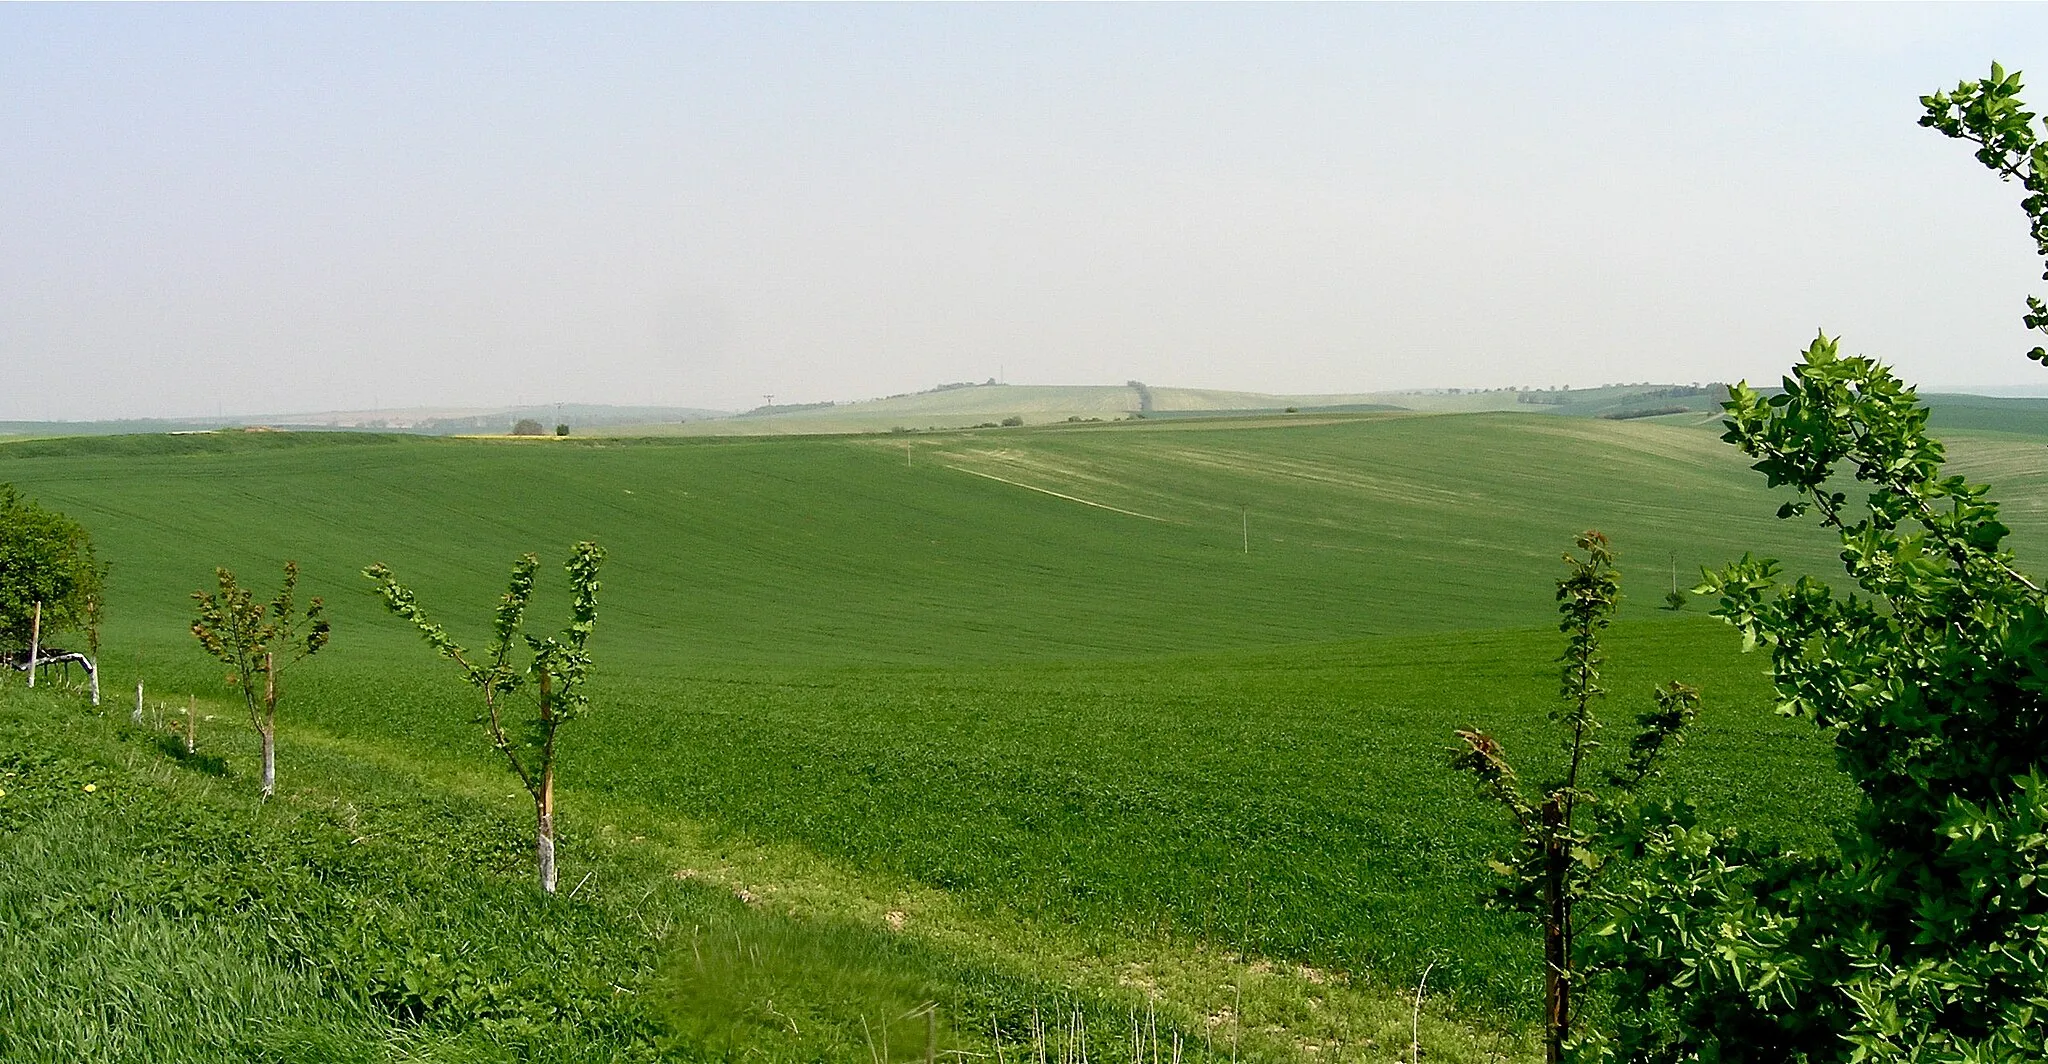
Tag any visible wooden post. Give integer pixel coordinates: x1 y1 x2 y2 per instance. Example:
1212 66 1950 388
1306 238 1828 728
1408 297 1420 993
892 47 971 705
1541 795 1569 1064
1241 507 1249 555
185 695 197 755
25 601 40 688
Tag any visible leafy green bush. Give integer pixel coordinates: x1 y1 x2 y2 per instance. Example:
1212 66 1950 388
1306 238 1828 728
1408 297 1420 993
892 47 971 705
0 484 104 654
1581 64 2048 1063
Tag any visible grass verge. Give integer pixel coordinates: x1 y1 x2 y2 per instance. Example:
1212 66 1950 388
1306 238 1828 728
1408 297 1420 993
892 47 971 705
1 678 1536 1062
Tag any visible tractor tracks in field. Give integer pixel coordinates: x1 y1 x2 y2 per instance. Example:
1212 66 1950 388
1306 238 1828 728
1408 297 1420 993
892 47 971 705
944 465 1175 523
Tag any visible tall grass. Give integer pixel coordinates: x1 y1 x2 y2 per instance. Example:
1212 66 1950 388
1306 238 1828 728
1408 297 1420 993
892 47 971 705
8 679 1527 1061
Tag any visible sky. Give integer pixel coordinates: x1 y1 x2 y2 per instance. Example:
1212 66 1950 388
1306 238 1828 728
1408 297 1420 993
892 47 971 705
4 4 2048 420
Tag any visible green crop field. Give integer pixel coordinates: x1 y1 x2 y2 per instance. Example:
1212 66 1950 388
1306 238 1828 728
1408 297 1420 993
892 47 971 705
6 409 2047 1061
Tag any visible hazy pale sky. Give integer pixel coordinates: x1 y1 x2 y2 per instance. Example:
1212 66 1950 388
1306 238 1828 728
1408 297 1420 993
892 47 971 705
5 3 2048 420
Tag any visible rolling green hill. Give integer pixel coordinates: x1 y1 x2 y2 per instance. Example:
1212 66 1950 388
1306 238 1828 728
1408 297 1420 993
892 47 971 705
1923 391 2048 437
6 410 2042 1060
1 412 1865 667
17 384 2046 444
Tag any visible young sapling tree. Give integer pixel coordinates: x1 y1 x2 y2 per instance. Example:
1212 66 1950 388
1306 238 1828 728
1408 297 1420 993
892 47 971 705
190 561 330 799
365 541 604 893
1661 551 1686 611
1451 531 1699 1063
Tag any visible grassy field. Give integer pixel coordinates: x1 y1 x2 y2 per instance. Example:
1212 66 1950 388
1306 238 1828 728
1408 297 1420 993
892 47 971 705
1 412 1869 665
6 409 2041 1060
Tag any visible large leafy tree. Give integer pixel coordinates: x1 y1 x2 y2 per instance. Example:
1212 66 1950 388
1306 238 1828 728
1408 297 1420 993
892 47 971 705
1924 63 2048 366
0 484 106 655
1582 65 2048 1063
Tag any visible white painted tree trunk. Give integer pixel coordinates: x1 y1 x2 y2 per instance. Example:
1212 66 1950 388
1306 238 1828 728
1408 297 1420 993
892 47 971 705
25 601 39 689
133 680 144 727
88 658 99 706
536 803 558 893
260 653 276 799
534 671 558 893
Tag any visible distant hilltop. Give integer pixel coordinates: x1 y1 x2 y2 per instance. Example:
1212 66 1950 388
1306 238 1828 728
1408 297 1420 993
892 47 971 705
17 379 2045 440
0 403 730 438
605 381 1740 436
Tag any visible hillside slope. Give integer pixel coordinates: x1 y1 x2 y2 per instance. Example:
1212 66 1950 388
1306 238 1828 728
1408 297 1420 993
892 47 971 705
4 410 2033 1038
4 409 2031 1023
0 413 1873 671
